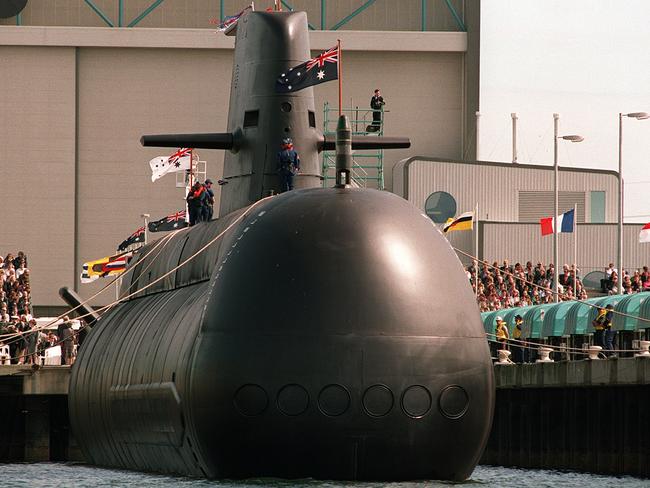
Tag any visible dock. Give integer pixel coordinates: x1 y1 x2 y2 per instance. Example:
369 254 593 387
0 365 82 462
482 357 650 477
3 359 650 478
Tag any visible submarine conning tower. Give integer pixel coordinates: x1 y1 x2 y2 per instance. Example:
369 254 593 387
219 11 321 215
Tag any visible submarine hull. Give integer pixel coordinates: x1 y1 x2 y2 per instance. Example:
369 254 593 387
69 188 494 480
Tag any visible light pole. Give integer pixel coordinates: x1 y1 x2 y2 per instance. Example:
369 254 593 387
553 113 584 303
141 213 150 245
618 111 648 294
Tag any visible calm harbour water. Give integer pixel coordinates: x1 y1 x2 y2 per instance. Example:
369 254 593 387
0 464 646 488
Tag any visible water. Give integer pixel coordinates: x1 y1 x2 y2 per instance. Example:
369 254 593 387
0 464 646 488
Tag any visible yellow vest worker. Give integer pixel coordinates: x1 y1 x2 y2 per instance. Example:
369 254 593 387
495 316 509 349
512 314 524 363
513 317 523 339
593 308 607 331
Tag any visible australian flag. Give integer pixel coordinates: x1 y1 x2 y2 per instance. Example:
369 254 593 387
117 226 145 252
148 210 189 233
276 45 339 93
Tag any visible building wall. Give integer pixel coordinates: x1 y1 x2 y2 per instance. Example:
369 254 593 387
394 157 619 223
0 27 467 307
480 223 650 274
1 0 466 32
393 158 650 274
0 46 77 307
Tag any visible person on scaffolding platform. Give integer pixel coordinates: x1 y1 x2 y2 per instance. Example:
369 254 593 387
368 88 385 132
277 138 300 192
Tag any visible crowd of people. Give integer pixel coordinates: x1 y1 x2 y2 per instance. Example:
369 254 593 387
0 251 78 366
0 251 32 320
601 263 650 295
0 315 77 366
468 258 650 313
466 259 587 312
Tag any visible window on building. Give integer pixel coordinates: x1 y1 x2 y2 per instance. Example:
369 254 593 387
424 191 457 224
518 191 585 222
590 191 605 223
308 110 316 128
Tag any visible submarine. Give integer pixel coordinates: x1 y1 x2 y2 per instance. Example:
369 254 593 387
68 9 494 481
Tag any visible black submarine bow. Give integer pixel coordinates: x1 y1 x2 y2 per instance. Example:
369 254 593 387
69 9 494 483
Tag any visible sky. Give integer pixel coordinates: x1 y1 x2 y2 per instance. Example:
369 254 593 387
480 0 650 222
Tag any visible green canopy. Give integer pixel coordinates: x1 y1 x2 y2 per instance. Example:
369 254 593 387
541 301 576 337
612 292 650 331
521 304 555 339
564 297 603 335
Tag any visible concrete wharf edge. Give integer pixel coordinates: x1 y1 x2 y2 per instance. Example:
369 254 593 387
483 357 650 478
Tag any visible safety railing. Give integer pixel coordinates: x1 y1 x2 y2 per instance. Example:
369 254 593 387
321 102 385 189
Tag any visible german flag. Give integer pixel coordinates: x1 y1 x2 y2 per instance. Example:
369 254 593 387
442 211 474 233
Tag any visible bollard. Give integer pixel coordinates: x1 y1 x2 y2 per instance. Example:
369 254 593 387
0 344 9 365
536 346 554 363
587 345 603 360
635 340 650 357
497 349 513 364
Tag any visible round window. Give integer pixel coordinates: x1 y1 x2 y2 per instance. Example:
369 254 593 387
424 191 457 223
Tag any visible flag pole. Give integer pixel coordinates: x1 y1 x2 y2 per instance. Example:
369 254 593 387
573 204 577 299
475 201 479 299
142 213 150 246
337 39 342 117
186 148 193 224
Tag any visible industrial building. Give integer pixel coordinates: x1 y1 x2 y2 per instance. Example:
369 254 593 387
394 157 649 275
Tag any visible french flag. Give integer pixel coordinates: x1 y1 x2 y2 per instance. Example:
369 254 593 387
540 209 575 236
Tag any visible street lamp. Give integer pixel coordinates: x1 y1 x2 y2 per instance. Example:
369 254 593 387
553 113 584 303
141 213 150 245
618 112 648 294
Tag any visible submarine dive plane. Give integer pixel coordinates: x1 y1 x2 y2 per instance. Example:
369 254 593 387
67 10 494 481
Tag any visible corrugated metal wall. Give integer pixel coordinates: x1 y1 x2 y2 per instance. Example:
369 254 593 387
396 157 618 223
449 222 650 275
518 191 585 223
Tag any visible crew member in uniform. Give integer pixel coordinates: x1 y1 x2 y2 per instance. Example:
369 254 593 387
186 181 207 226
602 304 616 356
203 179 215 221
495 316 509 350
592 306 607 349
512 314 524 363
277 138 300 192
368 88 385 132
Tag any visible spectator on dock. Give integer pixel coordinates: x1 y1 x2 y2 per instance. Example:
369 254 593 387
60 320 76 365
25 319 39 365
